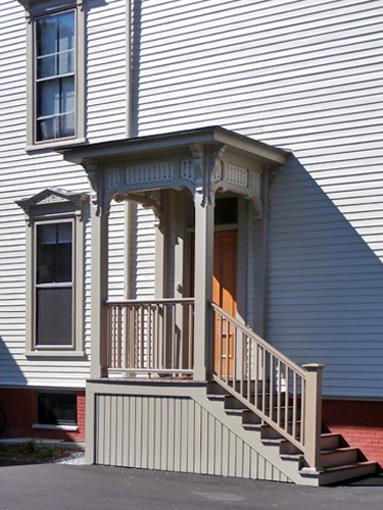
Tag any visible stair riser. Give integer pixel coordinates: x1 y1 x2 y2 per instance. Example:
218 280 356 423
321 449 359 469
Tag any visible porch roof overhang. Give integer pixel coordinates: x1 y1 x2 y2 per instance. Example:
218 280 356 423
60 126 290 216
60 126 289 166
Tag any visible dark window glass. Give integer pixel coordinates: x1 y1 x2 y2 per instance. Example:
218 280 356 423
37 223 72 284
36 287 72 345
36 223 72 346
35 11 75 141
37 393 77 425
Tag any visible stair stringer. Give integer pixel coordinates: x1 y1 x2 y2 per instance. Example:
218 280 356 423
192 394 320 486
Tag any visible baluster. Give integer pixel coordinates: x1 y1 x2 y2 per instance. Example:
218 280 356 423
188 303 193 369
117 306 122 369
269 354 274 421
233 325 237 390
240 332 245 397
225 318 230 385
254 342 259 407
277 360 281 426
284 366 289 433
292 372 297 438
163 303 168 369
172 303 176 369
218 312 223 379
247 336 251 404
262 348 266 415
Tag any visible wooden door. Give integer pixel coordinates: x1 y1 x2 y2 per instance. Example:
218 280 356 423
213 230 237 375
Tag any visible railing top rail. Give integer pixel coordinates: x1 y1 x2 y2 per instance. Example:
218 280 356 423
211 301 306 378
106 298 195 306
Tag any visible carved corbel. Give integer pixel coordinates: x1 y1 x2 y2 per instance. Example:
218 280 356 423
115 191 163 227
82 159 108 216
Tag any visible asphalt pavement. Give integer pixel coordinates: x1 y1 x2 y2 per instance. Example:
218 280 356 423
0 463 383 510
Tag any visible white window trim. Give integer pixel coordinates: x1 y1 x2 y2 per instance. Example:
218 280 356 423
16 189 88 358
24 0 86 150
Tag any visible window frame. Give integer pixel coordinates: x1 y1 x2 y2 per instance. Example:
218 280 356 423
34 219 74 348
17 189 88 358
34 391 78 431
25 0 85 150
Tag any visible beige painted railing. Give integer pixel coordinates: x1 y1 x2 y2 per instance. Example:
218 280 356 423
106 298 194 377
212 302 324 470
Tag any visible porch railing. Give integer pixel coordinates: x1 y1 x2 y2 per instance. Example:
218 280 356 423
106 298 194 377
212 302 324 470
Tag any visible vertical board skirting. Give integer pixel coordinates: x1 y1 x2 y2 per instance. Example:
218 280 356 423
94 393 290 482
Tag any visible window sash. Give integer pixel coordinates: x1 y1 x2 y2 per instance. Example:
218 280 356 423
34 10 76 142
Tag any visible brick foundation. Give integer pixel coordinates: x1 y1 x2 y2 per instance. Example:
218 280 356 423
323 400 383 468
0 388 85 441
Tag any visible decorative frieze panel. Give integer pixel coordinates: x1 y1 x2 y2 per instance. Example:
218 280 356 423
250 172 262 194
105 169 120 192
181 160 195 182
125 162 174 185
227 164 248 187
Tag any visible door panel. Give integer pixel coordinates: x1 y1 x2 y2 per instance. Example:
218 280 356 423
213 231 237 375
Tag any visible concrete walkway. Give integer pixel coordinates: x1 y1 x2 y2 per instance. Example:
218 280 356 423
0 463 382 510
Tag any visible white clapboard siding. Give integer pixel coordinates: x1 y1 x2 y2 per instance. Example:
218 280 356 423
0 1 92 388
132 0 383 397
266 157 383 398
86 0 127 142
130 205 156 298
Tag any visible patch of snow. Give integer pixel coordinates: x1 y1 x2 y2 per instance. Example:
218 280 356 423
55 451 86 465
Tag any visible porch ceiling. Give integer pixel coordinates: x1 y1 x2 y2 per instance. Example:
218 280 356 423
59 126 289 167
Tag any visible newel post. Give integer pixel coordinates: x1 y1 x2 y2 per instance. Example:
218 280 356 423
302 363 325 471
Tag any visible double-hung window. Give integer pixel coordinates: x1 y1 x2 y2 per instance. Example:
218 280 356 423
35 11 75 142
24 0 85 148
35 221 73 346
16 189 88 357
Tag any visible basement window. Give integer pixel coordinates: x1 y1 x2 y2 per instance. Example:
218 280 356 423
37 392 77 426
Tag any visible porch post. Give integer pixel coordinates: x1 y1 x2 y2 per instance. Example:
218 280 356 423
303 363 325 471
90 201 109 378
193 189 215 381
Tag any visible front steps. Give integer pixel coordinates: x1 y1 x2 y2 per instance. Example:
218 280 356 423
207 381 378 486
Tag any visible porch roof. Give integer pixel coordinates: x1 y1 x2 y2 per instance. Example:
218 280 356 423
60 126 290 166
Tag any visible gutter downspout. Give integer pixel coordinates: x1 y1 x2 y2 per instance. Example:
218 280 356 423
126 0 133 138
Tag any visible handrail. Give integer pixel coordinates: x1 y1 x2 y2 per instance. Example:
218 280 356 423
106 298 195 306
211 302 323 469
212 302 306 378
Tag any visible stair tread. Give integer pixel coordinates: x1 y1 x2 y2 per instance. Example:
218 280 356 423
321 460 377 474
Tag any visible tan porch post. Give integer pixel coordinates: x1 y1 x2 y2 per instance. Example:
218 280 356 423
90 201 109 378
193 189 214 381
303 363 325 470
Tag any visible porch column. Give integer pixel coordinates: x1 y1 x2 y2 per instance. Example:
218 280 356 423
90 201 109 378
193 189 215 381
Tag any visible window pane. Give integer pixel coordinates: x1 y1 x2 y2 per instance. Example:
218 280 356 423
58 49 74 75
37 393 77 425
37 223 72 283
61 77 75 113
37 79 60 117
37 54 57 79
58 11 75 52
36 16 58 56
58 222 72 243
36 287 72 345
37 117 59 141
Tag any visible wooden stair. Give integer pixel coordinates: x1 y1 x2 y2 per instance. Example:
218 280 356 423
207 381 378 486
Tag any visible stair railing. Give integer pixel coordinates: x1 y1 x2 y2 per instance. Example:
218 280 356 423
211 302 324 470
